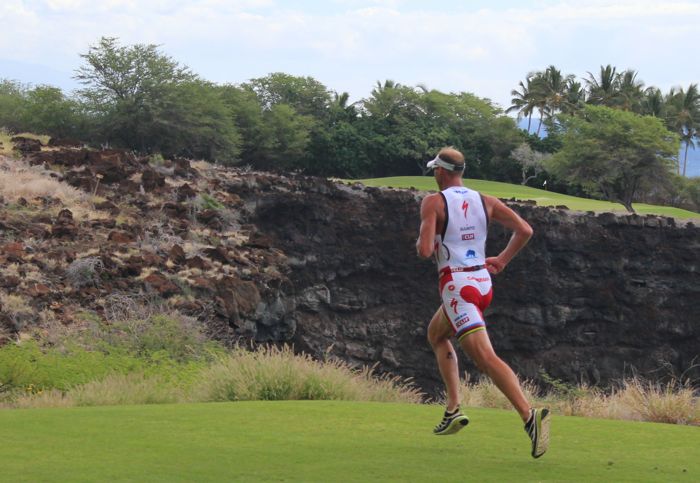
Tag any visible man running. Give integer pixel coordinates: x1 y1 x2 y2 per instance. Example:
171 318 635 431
416 146 550 459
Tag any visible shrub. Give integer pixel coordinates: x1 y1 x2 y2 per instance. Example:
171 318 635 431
65 257 104 288
0 292 36 331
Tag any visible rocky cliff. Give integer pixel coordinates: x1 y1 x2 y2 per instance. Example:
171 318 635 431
1 146 698 397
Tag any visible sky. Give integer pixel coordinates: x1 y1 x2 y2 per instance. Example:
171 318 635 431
1 0 700 111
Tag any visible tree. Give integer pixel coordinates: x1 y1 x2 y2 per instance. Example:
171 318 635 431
21 85 85 139
585 64 620 107
154 80 241 163
506 76 537 133
641 87 665 118
549 105 678 212
0 80 27 132
244 73 331 119
511 143 550 185
665 84 700 176
75 37 198 152
616 70 645 112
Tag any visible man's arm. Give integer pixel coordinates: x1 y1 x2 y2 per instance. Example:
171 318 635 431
483 195 533 274
416 194 440 258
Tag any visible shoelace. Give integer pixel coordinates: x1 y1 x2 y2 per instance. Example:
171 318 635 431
435 409 460 431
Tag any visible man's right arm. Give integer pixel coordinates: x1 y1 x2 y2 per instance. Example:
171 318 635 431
416 194 439 259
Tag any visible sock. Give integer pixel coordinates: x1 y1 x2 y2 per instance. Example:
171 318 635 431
445 406 459 416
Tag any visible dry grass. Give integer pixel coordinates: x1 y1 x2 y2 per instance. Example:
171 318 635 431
0 292 36 331
451 375 699 426
193 345 423 404
0 155 105 220
0 130 49 157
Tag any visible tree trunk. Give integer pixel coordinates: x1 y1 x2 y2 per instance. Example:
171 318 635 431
527 113 532 133
621 200 635 213
522 174 537 186
682 141 689 177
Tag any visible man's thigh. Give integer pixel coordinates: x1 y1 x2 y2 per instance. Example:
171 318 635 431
458 329 497 365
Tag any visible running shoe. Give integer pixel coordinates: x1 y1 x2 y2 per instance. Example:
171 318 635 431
433 407 469 435
524 408 551 458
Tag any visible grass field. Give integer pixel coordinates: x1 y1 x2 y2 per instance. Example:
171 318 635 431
356 177 700 219
1 401 698 482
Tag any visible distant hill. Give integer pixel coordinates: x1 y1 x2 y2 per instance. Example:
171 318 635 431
515 118 700 178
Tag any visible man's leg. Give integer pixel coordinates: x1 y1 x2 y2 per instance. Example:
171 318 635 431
457 329 530 422
427 306 460 411
427 306 469 435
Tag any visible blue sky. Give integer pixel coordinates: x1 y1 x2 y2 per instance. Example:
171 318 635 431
1 0 700 111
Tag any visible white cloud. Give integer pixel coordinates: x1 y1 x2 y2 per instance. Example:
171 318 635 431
1 1 699 107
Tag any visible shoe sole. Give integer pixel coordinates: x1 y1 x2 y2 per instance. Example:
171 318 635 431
532 409 551 458
434 415 469 435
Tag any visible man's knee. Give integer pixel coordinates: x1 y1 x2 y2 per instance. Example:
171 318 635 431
427 330 446 350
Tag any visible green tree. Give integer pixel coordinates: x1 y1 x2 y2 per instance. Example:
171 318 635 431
641 87 665 117
616 70 645 112
549 105 678 212
21 85 84 139
155 80 241 163
585 64 620 107
0 80 27 132
665 84 700 176
507 75 537 133
244 73 332 119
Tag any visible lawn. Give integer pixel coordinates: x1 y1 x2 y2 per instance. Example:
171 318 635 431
1 401 698 482
356 177 700 219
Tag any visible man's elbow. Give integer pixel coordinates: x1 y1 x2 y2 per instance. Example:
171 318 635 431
521 222 534 239
417 244 434 259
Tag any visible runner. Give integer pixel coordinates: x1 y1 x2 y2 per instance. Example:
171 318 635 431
416 146 550 458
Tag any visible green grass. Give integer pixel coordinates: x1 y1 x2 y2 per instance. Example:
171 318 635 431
1 401 698 482
356 177 700 219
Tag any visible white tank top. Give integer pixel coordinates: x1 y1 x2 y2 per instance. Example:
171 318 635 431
435 186 489 272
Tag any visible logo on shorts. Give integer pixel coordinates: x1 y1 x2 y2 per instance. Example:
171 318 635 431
450 298 458 313
454 314 470 327
468 276 489 283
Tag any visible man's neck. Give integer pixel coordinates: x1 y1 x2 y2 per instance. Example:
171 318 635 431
438 178 463 191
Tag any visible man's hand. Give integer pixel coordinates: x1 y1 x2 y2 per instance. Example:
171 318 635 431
485 256 506 274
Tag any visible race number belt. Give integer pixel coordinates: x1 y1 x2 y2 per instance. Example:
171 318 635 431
439 265 485 277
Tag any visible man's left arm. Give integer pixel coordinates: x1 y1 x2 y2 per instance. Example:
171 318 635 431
483 195 533 274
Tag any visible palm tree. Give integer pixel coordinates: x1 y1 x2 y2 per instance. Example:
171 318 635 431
506 75 537 133
585 64 620 107
666 84 700 176
542 65 575 117
528 71 550 136
561 79 586 115
641 87 665 117
617 69 645 112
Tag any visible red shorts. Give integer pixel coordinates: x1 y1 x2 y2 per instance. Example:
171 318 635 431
439 269 493 340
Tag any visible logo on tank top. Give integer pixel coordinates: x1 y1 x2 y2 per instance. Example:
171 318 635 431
465 250 477 259
450 298 458 313
462 201 469 218
461 233 475 241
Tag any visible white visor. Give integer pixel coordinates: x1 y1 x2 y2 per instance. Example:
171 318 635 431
426 155 464 172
